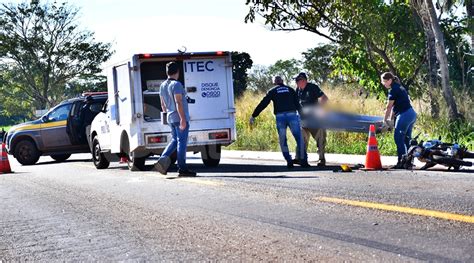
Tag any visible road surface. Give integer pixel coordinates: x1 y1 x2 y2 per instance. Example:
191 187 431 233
1 153 473 261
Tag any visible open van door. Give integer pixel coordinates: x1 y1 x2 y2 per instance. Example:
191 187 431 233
113 62 135 125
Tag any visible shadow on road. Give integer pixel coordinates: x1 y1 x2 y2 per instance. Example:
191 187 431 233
35 159 93 166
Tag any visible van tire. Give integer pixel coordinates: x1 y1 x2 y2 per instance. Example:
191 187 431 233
121 134 146 171
51 154 71 162
201 144 221 167
14 139 40 165
127 154 146 171
92 137 110 169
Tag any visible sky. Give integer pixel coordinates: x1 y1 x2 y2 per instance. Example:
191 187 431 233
4 0 328 66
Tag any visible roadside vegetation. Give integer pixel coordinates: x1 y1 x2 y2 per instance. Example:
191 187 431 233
229 86 474 155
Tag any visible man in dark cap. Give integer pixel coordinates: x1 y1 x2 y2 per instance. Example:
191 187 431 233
293 72 329 166
250 76 309 168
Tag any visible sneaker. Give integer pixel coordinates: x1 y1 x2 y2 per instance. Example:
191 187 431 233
292 159 300 165
287 161 294 169
178 169 197 177
317 159 326 167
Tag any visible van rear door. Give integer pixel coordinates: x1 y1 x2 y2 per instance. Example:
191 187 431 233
183 58 230 121
113 62 135 125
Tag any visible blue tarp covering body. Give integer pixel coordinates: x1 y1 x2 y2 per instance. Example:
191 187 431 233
300 109 385 133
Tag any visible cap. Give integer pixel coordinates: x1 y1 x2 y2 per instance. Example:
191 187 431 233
293 72 307 81
273 75 283 85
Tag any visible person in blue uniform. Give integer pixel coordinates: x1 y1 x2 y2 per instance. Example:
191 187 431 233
381 72 417 168
250 76 310 168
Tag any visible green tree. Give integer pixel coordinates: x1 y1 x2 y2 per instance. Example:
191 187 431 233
268 58 301 85
0 66 33 123
247 64 273 93
441 16 473 92
231 51 253 97
302 44 337 84
0 0 113 110
245 1 426 94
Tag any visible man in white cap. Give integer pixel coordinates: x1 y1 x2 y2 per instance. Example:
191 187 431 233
293 72 329 166
250 76 309 168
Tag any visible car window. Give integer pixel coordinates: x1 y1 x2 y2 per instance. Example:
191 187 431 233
89 102 103 113
47 103 72 122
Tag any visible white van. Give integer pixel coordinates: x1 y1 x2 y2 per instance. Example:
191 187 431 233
89 51 236 170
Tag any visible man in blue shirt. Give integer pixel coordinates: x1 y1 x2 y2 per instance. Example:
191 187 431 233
153 62 196 177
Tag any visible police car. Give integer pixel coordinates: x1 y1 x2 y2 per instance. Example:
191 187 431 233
4 92 108 165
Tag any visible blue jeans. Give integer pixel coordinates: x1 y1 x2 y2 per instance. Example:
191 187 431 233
275 112 307 162
394 108 417 162
160 122 189 170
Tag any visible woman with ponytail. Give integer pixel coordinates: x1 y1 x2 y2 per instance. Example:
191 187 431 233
381 72 417 168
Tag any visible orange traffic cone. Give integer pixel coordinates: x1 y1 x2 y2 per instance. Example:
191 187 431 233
0 143 12 174
364 124 382 170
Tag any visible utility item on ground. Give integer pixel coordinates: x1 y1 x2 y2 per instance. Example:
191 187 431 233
4 93 108 165
1 143 12 174
364 124 383 170
400 135 473 170
90 51 236 171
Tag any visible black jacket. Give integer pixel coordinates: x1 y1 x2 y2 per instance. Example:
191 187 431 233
252 85 301 117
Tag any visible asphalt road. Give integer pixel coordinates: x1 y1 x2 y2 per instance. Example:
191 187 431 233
1 153 473 261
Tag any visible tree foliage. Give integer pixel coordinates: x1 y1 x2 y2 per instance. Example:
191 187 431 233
441 15 473 92
268 58 301 85
247 64 273 93
245 1 426 95
302 43 338 84
0 0 113 110
231 51 253 97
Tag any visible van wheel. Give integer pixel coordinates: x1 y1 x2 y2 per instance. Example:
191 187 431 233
92 137 109 169
201 144 221 167
14 139 40 165
127 153 146 171
121 135 146 171
51 154 71 162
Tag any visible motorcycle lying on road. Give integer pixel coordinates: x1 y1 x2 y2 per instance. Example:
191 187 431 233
400 135 474 170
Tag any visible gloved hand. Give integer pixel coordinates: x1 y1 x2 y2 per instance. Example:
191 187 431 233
382 119 394 132
384 119 394 128
249 116 255 125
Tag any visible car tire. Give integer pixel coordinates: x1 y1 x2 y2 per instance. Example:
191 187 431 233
14 139 40 165
51 154 71 162
92 137 109 169
201 144 221 167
